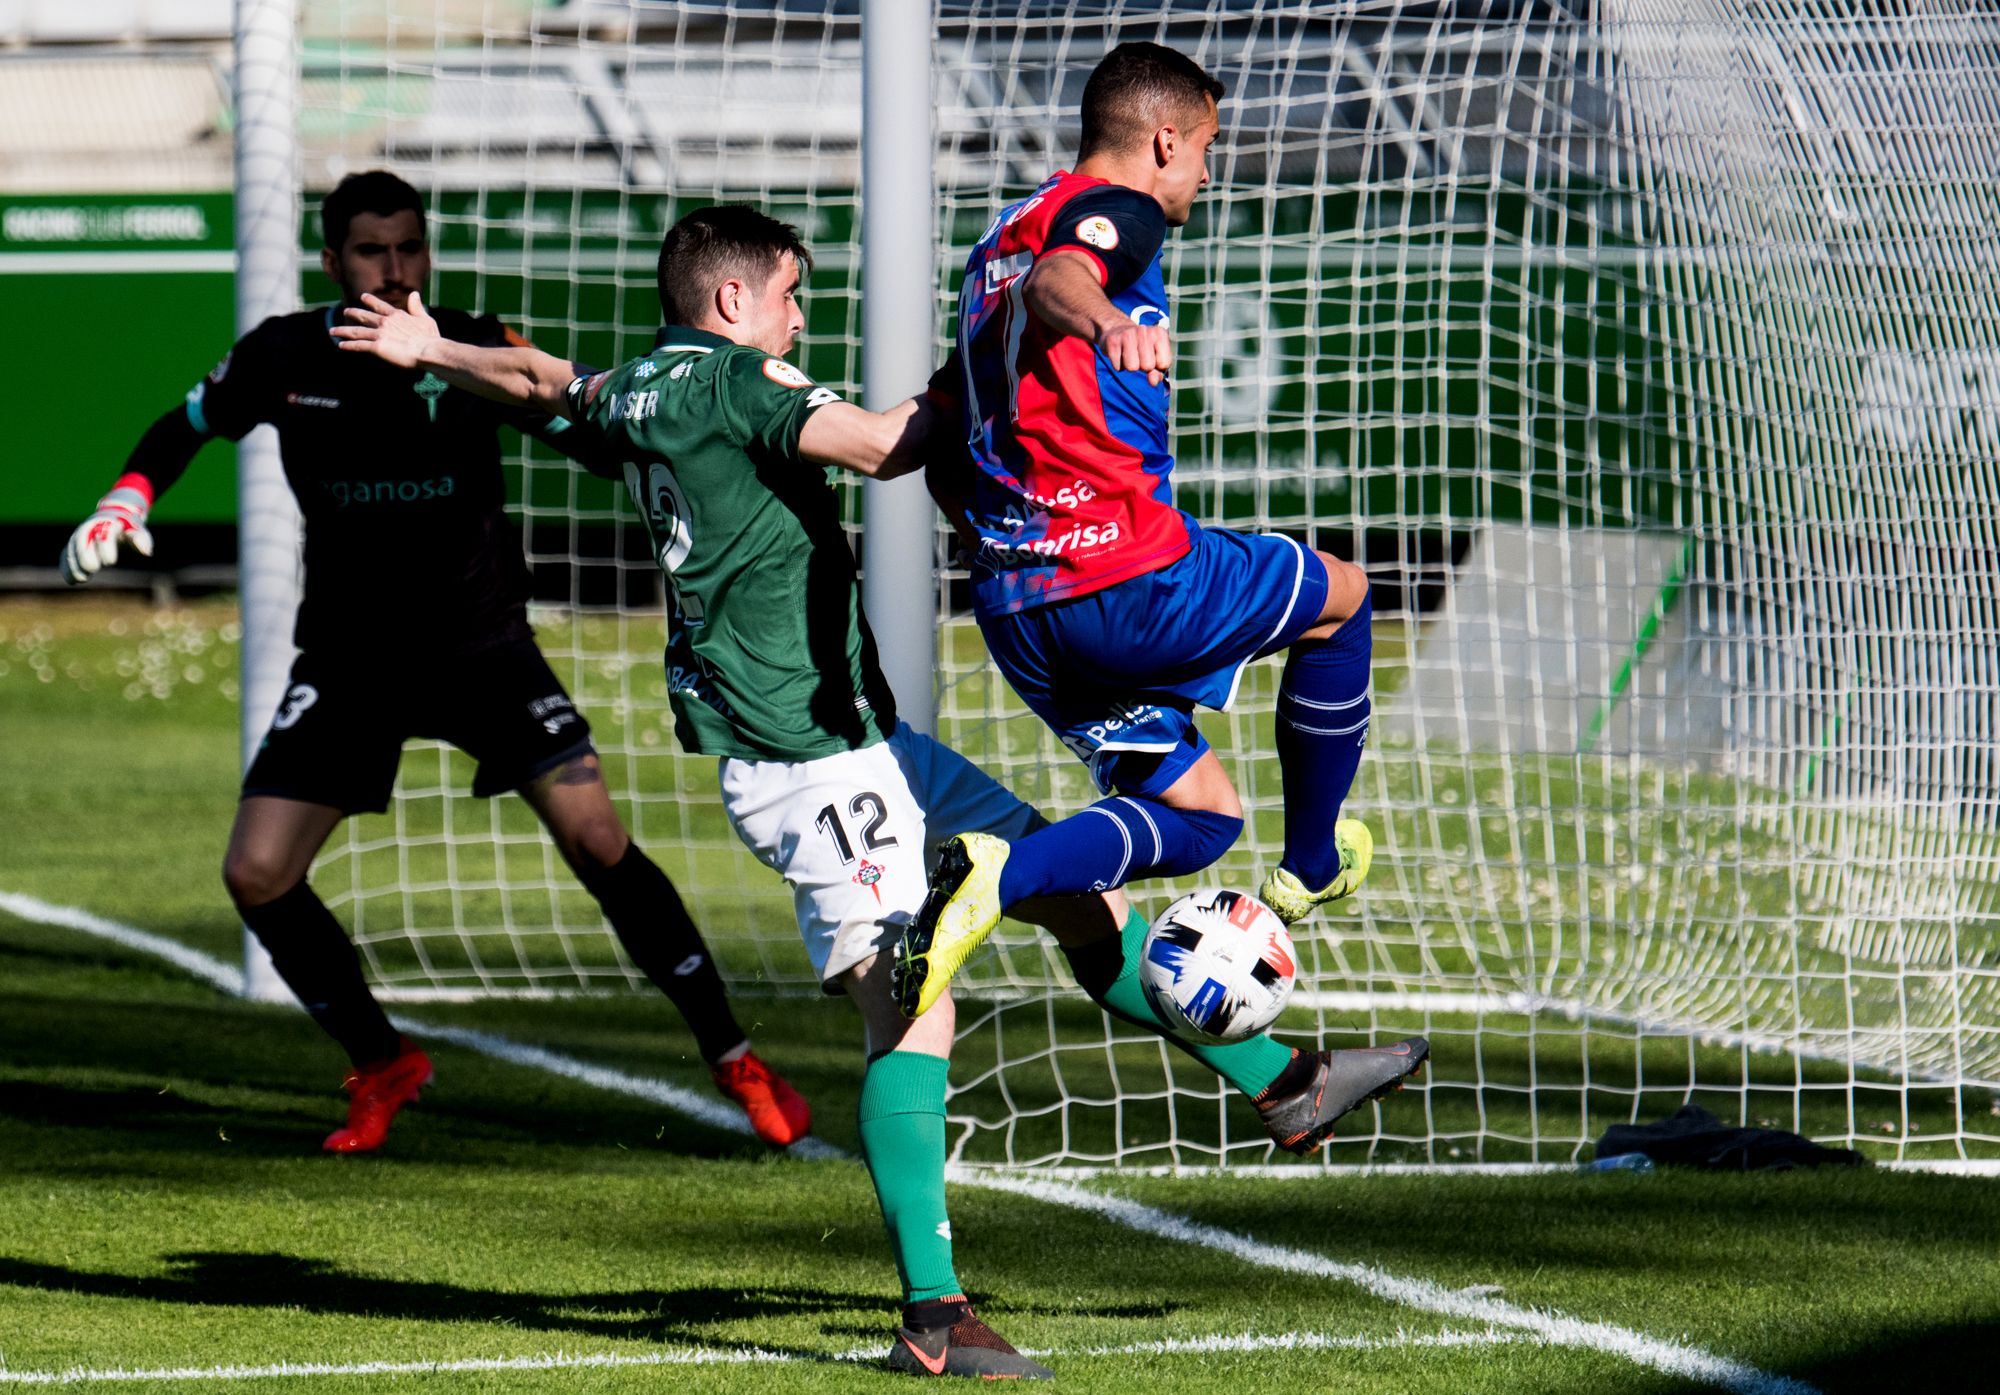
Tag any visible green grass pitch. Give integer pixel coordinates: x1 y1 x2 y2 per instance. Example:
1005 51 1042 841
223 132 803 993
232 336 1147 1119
2 595 1996 1393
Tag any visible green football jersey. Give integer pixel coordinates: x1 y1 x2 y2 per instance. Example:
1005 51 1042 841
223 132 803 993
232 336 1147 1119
564 326 898 762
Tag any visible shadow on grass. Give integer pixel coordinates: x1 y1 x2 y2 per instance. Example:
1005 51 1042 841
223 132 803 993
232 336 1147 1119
0 1251 1176 1355
1792 1317 2000 1395
0 987 784 1169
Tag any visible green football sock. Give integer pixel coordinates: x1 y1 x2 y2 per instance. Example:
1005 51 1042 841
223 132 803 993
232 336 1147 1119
1063 906 1295 1099
858 1050 961 1303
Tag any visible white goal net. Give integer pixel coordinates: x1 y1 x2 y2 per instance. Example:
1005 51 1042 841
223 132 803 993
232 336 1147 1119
276 0 2000 1166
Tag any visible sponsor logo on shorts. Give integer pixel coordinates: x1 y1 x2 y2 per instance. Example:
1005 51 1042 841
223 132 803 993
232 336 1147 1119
207 351 232 384
286 392 341 409
529 693 577 734
1082 701 1167 749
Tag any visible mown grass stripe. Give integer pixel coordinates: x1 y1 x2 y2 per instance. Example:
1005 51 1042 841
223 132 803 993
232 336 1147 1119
0 1330 1529 1384
3 888 1821 1395
968 1171 1820 1395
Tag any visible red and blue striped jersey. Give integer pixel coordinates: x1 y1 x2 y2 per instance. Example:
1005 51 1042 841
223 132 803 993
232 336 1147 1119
952 170 1193 615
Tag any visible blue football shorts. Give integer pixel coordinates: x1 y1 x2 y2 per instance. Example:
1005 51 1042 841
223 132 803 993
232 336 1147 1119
977 522 1328 799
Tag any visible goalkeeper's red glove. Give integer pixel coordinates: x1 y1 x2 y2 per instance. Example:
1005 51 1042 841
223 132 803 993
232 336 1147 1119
60 474 155 585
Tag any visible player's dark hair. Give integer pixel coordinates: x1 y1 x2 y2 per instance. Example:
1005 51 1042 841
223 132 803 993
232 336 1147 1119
1079 42 1225 158
656 205 814 327
320 170 426 251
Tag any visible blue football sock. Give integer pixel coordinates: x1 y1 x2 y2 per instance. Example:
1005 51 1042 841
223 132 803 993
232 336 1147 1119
1277 588 1373 889
997 797 1243 905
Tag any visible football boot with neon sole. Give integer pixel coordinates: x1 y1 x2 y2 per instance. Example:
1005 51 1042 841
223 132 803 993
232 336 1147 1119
1258 818 1374 926
894 832 1008 1019
886 1296 1053 1381
1254 1037 1429 1154
323 1041 434 1153
711 1049 812 1148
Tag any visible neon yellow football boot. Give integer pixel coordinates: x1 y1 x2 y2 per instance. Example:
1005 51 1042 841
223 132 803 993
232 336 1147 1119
1258 818 1373 926
893 832 1009 1018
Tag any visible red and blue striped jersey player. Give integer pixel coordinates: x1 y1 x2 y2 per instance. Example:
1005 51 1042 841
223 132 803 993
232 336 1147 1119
896 43 1425 1107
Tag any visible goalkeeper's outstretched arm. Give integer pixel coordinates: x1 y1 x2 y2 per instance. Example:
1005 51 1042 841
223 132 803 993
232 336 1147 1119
58 401 210 584
335 292 577 417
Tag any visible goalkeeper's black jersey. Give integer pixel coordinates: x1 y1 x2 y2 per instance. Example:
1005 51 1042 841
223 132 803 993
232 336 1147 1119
187 306 581 658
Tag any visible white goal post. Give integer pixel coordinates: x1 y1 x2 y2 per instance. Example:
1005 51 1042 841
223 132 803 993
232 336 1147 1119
238 0 2000 1167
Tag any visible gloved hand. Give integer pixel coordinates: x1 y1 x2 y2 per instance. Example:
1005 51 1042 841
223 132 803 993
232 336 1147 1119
60 481 154 584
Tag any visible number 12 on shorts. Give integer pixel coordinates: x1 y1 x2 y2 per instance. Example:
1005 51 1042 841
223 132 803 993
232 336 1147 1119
815 791 899 864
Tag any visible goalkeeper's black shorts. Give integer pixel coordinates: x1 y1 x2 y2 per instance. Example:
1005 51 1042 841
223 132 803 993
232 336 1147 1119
240 637 594 814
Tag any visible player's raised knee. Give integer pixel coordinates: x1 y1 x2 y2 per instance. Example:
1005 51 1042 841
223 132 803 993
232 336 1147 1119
1177 806 1244 871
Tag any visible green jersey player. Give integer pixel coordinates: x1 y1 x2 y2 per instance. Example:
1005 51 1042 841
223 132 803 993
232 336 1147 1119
335 204 1397 1381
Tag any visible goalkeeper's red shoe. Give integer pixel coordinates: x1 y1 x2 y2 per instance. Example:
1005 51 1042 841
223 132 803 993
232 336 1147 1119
711 1049 811 1147
323 1041 434 1154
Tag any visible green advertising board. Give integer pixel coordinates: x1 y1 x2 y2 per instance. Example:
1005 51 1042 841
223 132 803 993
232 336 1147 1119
0 193 240 524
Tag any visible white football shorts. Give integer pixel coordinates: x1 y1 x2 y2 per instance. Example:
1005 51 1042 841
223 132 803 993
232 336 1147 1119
718 721 1045 989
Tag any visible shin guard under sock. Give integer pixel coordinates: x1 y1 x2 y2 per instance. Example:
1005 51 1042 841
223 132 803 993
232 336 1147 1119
859 1051 961 1302
1277 589 1373 888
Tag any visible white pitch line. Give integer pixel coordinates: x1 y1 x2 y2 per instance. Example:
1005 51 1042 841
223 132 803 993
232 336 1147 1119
0 1330 1527 1385
961 1171 1818 1395
0 890 836 1161
0 892 245 996
4 891 1820 1394
396 1019 847 1163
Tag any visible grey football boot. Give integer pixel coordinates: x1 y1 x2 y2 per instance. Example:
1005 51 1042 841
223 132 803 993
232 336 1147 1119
1255 1037 1430 1154
886 1296 1053 1380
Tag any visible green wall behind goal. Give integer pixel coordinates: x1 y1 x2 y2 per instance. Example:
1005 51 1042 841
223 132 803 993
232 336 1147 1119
2 186 1686 535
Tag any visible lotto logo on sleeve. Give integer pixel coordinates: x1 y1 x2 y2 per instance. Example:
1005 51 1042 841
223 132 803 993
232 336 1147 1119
1076 215 1120 250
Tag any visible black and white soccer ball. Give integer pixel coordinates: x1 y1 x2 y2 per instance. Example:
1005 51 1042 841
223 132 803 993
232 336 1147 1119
1138 889 1297 1044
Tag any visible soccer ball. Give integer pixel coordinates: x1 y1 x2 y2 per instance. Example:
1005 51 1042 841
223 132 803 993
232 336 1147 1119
1138 889 1297 1043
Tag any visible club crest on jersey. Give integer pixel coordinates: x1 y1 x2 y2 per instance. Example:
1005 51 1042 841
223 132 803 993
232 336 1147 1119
1077 215 1119 250
413 372 449 422
853 859 885 903
762 358 814 390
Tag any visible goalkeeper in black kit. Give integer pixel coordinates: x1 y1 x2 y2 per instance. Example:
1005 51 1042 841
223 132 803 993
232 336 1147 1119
60 170 810 1153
